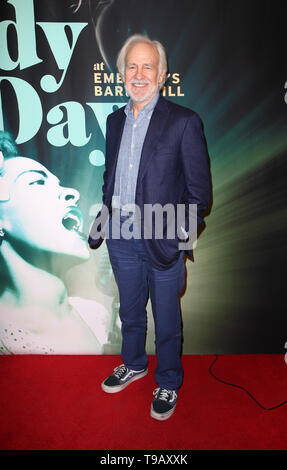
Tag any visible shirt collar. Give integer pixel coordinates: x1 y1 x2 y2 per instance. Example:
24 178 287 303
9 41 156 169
125 93 159 118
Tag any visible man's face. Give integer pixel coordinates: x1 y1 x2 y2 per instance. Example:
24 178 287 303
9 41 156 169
124 41 165 107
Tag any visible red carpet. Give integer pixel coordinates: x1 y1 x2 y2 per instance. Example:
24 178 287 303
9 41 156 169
0 354 286 450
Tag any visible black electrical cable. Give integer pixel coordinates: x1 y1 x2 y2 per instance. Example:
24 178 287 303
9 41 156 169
209 354 287 411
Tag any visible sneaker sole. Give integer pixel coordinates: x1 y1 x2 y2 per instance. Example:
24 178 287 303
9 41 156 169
101 368 148 394
150 403 177 421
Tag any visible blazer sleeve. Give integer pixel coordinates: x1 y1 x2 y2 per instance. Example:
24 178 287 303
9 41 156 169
102 115 111 206
180 112 211 237
88 117 111 248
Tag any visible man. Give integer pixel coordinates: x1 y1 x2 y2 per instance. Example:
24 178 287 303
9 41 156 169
89 34 211 420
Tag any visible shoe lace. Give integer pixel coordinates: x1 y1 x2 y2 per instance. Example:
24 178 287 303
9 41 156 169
153 387 177 402
113 364 128 379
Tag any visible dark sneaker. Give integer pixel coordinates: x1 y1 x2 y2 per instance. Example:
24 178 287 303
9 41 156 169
150 388 177 421
101 364 148 393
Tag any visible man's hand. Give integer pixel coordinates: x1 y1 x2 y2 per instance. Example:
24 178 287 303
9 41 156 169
88 235 103 250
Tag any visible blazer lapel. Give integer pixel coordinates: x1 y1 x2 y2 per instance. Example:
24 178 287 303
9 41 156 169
136 96 170 185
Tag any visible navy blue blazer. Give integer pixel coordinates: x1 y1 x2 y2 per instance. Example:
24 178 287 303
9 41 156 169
89 96 211 270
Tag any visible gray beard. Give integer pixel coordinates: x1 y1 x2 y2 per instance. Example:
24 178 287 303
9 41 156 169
125 83 159 103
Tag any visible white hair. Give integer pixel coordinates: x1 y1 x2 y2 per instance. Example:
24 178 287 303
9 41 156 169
116 34 168 89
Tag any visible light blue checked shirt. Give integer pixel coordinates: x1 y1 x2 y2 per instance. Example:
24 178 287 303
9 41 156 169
112 93 159 213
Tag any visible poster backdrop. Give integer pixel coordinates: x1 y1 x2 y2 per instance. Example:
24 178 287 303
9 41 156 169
0 0 287 354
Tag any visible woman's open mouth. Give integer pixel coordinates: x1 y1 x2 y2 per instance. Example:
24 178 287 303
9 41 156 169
62 207 86 240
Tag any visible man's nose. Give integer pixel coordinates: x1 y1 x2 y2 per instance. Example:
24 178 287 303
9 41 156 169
135 67 144 79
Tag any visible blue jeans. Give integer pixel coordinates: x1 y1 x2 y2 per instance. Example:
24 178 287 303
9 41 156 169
106 214 185 390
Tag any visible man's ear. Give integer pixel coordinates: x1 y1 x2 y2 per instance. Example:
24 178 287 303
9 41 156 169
158 69 167 88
